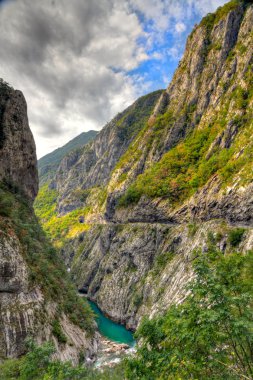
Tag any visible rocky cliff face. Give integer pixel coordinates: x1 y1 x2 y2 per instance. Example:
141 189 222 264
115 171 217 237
38 130 97 186
0 80 97 364
68 222 253 329
36 1 253 331
0 82 38 201
0 228 97 363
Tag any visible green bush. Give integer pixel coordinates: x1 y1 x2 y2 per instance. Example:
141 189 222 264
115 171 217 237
152 252 174 276
117 187 142 208
188 223 198 237
228 228 245 247
0 340 88 380
0 188 13 217
52 320 67 344
0 340 124 380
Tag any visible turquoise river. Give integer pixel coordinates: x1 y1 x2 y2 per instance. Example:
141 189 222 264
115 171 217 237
88 300 135 346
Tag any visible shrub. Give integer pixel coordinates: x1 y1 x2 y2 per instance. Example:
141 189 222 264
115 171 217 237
188 223 198 237
117 187 141 208
0 340 125 380
52 320 67 344
152 252 174 276
0 188 13 217
228 228 245 247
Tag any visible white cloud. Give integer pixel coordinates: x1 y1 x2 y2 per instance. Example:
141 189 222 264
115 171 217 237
0 0 147 158
167 46 181 60
175 22 186 34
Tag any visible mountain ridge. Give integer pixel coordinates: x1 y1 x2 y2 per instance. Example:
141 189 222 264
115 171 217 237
38 130 97 185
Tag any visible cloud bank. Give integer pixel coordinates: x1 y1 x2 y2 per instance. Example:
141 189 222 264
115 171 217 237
0 0 226 157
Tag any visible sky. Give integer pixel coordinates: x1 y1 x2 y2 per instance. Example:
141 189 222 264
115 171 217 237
0 0 227 158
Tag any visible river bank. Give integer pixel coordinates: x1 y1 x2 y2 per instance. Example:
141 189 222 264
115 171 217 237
95 336 136 369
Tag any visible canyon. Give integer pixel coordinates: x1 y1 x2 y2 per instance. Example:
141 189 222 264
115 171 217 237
36 0 253 330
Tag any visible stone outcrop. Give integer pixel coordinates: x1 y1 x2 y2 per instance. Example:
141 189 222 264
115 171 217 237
0 232 98 363
0 84 38 201
106 2 253 223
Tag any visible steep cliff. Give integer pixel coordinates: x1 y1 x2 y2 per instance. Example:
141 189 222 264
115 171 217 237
36 1 253 330
0 80 38 201
0 80 97 364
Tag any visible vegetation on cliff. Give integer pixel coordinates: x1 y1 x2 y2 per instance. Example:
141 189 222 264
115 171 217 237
118 92 253 206
117 7 253 208
34 90 163 246
34 183 90 245
25 1 253 378
0 340 124 380
0 183 94 333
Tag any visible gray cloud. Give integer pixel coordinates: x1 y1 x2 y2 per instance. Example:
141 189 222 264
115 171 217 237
0 0 226 158
0 0 147 157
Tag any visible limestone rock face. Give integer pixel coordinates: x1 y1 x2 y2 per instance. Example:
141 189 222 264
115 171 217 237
66 222 253 329
0 86 38 201
106 2 253 223
0 229 97 363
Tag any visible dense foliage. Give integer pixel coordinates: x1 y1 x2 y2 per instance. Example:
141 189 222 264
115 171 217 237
200 0 247 30
0 340 124 380
34 183 91 245
115 90 163 141
125 249 253 380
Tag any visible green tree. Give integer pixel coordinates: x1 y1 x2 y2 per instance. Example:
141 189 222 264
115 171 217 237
0 340 125 380
0 340 90 380
125 250 253 379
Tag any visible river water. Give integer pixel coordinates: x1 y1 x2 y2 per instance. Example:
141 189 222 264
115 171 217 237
88 300 135 346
